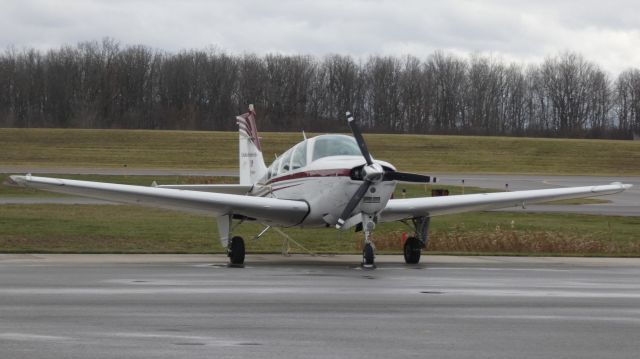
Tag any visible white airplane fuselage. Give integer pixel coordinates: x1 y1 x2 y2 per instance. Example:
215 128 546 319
257 155 397 228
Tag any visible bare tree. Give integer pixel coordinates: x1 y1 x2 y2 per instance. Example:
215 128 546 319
0 42 634 138
615 69 640 137
428 51 467 133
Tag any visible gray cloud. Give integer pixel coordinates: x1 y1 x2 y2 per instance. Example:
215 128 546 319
1 0 639 74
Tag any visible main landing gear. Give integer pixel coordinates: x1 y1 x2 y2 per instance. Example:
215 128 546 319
403 237 421 264
403 216 430 265
228 236 245 266
217 214 246 266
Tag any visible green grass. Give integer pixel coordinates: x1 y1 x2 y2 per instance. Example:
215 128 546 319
0 204 637 255
1 128 639 175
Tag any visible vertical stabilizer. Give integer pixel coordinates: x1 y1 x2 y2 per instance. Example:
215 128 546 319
236 105 268 185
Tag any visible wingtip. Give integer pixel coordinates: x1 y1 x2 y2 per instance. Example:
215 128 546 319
611 182 633 190
5 175 26 187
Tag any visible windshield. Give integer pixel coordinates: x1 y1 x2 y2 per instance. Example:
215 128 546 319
312 135 361 161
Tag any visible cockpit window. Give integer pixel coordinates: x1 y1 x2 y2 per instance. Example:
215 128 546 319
267 157 279 179
278 149 293 174
290 141 307 170
267 140 307 179
312 135 361 161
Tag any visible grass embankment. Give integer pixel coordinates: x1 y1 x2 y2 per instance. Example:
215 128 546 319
1 128 639 175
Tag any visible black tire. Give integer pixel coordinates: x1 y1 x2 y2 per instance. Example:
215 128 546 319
403 237 421 264
228 236 245 265
362 242 375 266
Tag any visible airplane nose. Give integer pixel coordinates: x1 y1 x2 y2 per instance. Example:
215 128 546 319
363 163 384 181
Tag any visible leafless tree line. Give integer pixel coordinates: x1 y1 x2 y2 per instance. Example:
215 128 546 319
1 39 639 138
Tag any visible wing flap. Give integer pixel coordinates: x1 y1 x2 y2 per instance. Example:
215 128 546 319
381 183 632 222
9 175 308 225
153 183 254 195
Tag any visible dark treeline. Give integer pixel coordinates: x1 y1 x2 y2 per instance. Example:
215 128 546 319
1 38 639 138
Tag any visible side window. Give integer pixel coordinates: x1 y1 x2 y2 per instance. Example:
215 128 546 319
290 141 307 170
278 149 293 174
268 158 280 179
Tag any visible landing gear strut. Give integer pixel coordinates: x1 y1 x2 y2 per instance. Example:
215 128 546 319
217 214 246 266
403 216 430 265
228 236 245 265
361 214 376 269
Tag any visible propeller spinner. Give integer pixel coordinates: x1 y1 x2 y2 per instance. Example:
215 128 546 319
335 112 431 229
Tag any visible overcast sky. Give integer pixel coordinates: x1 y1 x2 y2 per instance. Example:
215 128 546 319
1 0 639 75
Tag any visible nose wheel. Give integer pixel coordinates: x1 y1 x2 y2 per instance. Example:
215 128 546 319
362 242 375 268
228 236 245 266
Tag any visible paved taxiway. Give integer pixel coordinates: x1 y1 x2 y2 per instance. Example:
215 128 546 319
1 254 639 359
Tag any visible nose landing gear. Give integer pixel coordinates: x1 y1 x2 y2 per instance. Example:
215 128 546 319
361 214 377 269
362 241 375 268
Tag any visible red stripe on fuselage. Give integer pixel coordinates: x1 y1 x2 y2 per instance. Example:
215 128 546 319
270 183 302 193
267 168 352 185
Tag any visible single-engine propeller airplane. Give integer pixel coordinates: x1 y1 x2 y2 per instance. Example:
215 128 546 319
9 105 632 267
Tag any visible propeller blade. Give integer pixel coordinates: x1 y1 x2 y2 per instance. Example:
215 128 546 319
383 171 431 183
335 180 371 229
346 112 373 166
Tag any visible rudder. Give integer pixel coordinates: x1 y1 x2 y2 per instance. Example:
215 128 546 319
236 105 268 185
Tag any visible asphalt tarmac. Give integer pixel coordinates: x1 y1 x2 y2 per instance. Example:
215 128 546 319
1 254 639 359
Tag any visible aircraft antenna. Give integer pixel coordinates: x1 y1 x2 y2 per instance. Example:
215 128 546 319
302 131 307 140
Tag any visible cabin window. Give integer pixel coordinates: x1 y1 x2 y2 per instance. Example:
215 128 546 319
278 149 293 174
268 158 280 179
290 141 307 170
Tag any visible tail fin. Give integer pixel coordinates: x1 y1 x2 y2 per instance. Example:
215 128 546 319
236 105 268 185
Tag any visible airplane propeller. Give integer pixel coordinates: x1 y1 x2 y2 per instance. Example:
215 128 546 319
335 112 431 229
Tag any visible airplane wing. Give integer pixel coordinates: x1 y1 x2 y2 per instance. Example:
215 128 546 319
8 175 309 226
380 183 632 222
